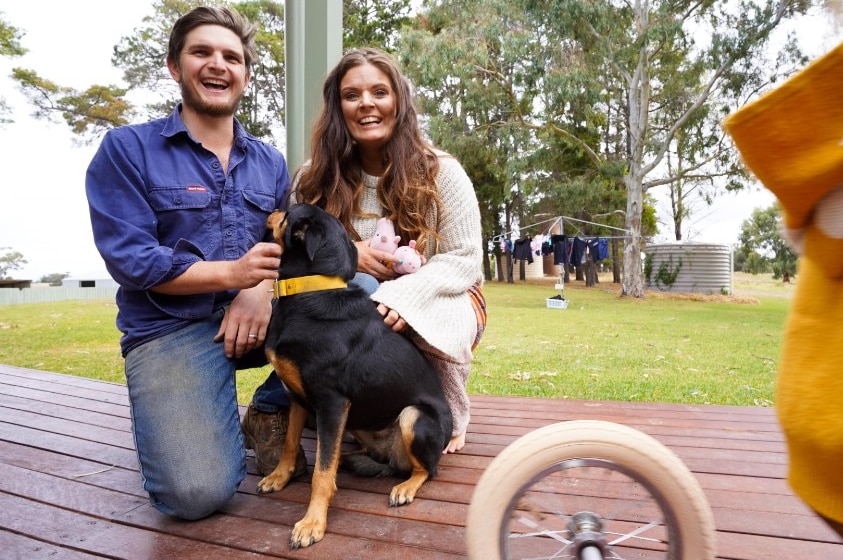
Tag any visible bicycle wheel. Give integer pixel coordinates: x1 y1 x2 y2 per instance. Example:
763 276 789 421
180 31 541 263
466 420 715 559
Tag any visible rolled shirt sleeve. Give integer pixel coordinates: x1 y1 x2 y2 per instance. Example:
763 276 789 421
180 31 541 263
85 106 289 355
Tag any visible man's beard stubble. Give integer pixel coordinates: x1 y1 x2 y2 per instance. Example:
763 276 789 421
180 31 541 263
180 81 243 118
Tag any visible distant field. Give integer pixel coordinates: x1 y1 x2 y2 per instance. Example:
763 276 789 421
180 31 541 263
0 271 792 406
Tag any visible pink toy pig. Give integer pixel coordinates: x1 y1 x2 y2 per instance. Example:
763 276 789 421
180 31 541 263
392 240 426 275
369 217 401 254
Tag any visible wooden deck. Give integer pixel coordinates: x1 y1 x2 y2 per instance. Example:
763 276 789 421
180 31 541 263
1 364 841 559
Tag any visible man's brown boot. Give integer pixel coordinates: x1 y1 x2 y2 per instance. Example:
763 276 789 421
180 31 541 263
241 404 307 477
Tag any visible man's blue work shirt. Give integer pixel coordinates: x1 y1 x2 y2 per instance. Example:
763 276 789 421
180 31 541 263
86 105 290 356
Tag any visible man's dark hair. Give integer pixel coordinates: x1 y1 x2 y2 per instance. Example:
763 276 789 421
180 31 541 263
167 6 258 68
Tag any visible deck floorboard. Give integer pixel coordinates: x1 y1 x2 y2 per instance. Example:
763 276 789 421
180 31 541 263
1 364 840 559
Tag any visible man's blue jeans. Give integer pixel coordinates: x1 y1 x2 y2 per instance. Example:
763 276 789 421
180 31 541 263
122 272 382 518
124 308 261 520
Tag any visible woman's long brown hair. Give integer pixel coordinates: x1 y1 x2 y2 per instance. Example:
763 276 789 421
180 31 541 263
293 47 442 253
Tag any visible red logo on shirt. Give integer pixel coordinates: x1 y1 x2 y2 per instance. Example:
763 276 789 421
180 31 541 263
186 185 207 192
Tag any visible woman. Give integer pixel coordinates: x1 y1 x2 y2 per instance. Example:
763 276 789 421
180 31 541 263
293 47 485 453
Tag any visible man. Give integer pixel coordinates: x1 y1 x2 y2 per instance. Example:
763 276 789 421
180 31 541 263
86 6 300 520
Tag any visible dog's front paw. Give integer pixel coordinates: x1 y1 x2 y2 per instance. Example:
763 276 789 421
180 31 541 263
256 472 291 494
389 472 429 506
388 483 417 507
290 516 326 549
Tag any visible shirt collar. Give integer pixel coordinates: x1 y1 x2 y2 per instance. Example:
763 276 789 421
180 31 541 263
160 103 251 150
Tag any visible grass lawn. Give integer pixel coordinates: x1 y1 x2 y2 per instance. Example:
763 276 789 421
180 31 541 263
0 272 791 407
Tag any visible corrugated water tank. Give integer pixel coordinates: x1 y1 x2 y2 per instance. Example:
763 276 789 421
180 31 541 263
644 243 733 295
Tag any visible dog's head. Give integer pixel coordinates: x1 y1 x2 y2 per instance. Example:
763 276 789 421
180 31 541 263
266 203 358 281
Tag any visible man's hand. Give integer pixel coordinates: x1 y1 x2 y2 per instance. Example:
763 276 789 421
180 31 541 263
214 279 274 358
228 242 283 289
151 242 282 296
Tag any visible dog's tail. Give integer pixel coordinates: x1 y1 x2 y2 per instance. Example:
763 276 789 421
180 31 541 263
341 454 397 477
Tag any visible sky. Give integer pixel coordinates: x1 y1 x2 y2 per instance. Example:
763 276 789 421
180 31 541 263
0 2 841 281
0 1 157 280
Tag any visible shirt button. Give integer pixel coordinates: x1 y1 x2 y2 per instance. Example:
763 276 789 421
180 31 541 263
226 230 232 236
174 197 182 204
212 162 220 169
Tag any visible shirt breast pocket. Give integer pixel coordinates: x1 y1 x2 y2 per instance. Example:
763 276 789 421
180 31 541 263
148 186 212 243
242 188 278 244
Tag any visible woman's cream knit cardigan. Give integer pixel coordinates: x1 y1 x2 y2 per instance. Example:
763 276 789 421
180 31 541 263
293 155 483 363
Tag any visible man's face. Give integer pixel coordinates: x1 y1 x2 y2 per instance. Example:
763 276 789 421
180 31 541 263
167 24 250 118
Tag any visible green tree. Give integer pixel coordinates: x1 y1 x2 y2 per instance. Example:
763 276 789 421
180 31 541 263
39 272 70 286
0 247 27 279
401 2 544 282
400 0 675 288
12 0 286 143
530 0 811 296
10 69 133 139
11 0 413 144
738 204 797 279
404 0 815 296
344 0 413 51
0 12 26 124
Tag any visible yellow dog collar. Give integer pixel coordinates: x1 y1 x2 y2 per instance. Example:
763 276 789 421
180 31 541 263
272 275 348 298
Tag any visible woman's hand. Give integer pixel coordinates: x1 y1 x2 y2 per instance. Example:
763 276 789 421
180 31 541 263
377 303 407 333
355 240 400 281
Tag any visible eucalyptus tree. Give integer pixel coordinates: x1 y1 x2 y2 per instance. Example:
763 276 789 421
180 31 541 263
404 0 814 296
343 0 413 51
0 14 23 56
530 0 815 296
400 0 611 284
0 247 27 279
11 0 416 144
12 0 285 143
0 12 26 124
737 204 797 279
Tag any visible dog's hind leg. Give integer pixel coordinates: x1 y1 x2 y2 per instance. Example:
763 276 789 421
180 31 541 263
389 406 435 507
256 401 308 494
290 398 350 549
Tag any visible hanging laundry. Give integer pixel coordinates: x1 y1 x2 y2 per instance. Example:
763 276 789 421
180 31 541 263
570 237 587 266
531 234 545 256
513 237 534 263
598 238 609 260
550 234 567 265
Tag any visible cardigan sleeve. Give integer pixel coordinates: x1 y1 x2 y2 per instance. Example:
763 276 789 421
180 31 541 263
372 156 484 361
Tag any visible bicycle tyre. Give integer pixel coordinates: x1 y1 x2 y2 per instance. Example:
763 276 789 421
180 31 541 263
465 420 716 559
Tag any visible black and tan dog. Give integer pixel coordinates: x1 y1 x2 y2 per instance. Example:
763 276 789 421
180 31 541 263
257 203 452 549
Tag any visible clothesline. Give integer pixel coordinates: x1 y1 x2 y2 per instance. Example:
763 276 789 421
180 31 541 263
490 215 632 242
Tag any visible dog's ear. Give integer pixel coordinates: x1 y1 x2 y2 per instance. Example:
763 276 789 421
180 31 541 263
288 217 325 262
303 221 326 261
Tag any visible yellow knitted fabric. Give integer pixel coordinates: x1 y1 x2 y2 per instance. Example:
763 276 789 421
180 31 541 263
723 41 843 231
776 258 843 523
724 42 843 524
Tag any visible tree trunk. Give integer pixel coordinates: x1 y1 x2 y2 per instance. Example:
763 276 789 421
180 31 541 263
495 251 504 282
622 175 645 297
506 250 514 284
611 238 621 284
584 253 598 287
483 236 493 281
622 39 648 298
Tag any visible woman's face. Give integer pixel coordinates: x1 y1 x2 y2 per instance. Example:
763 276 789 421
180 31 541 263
339 63 397 152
